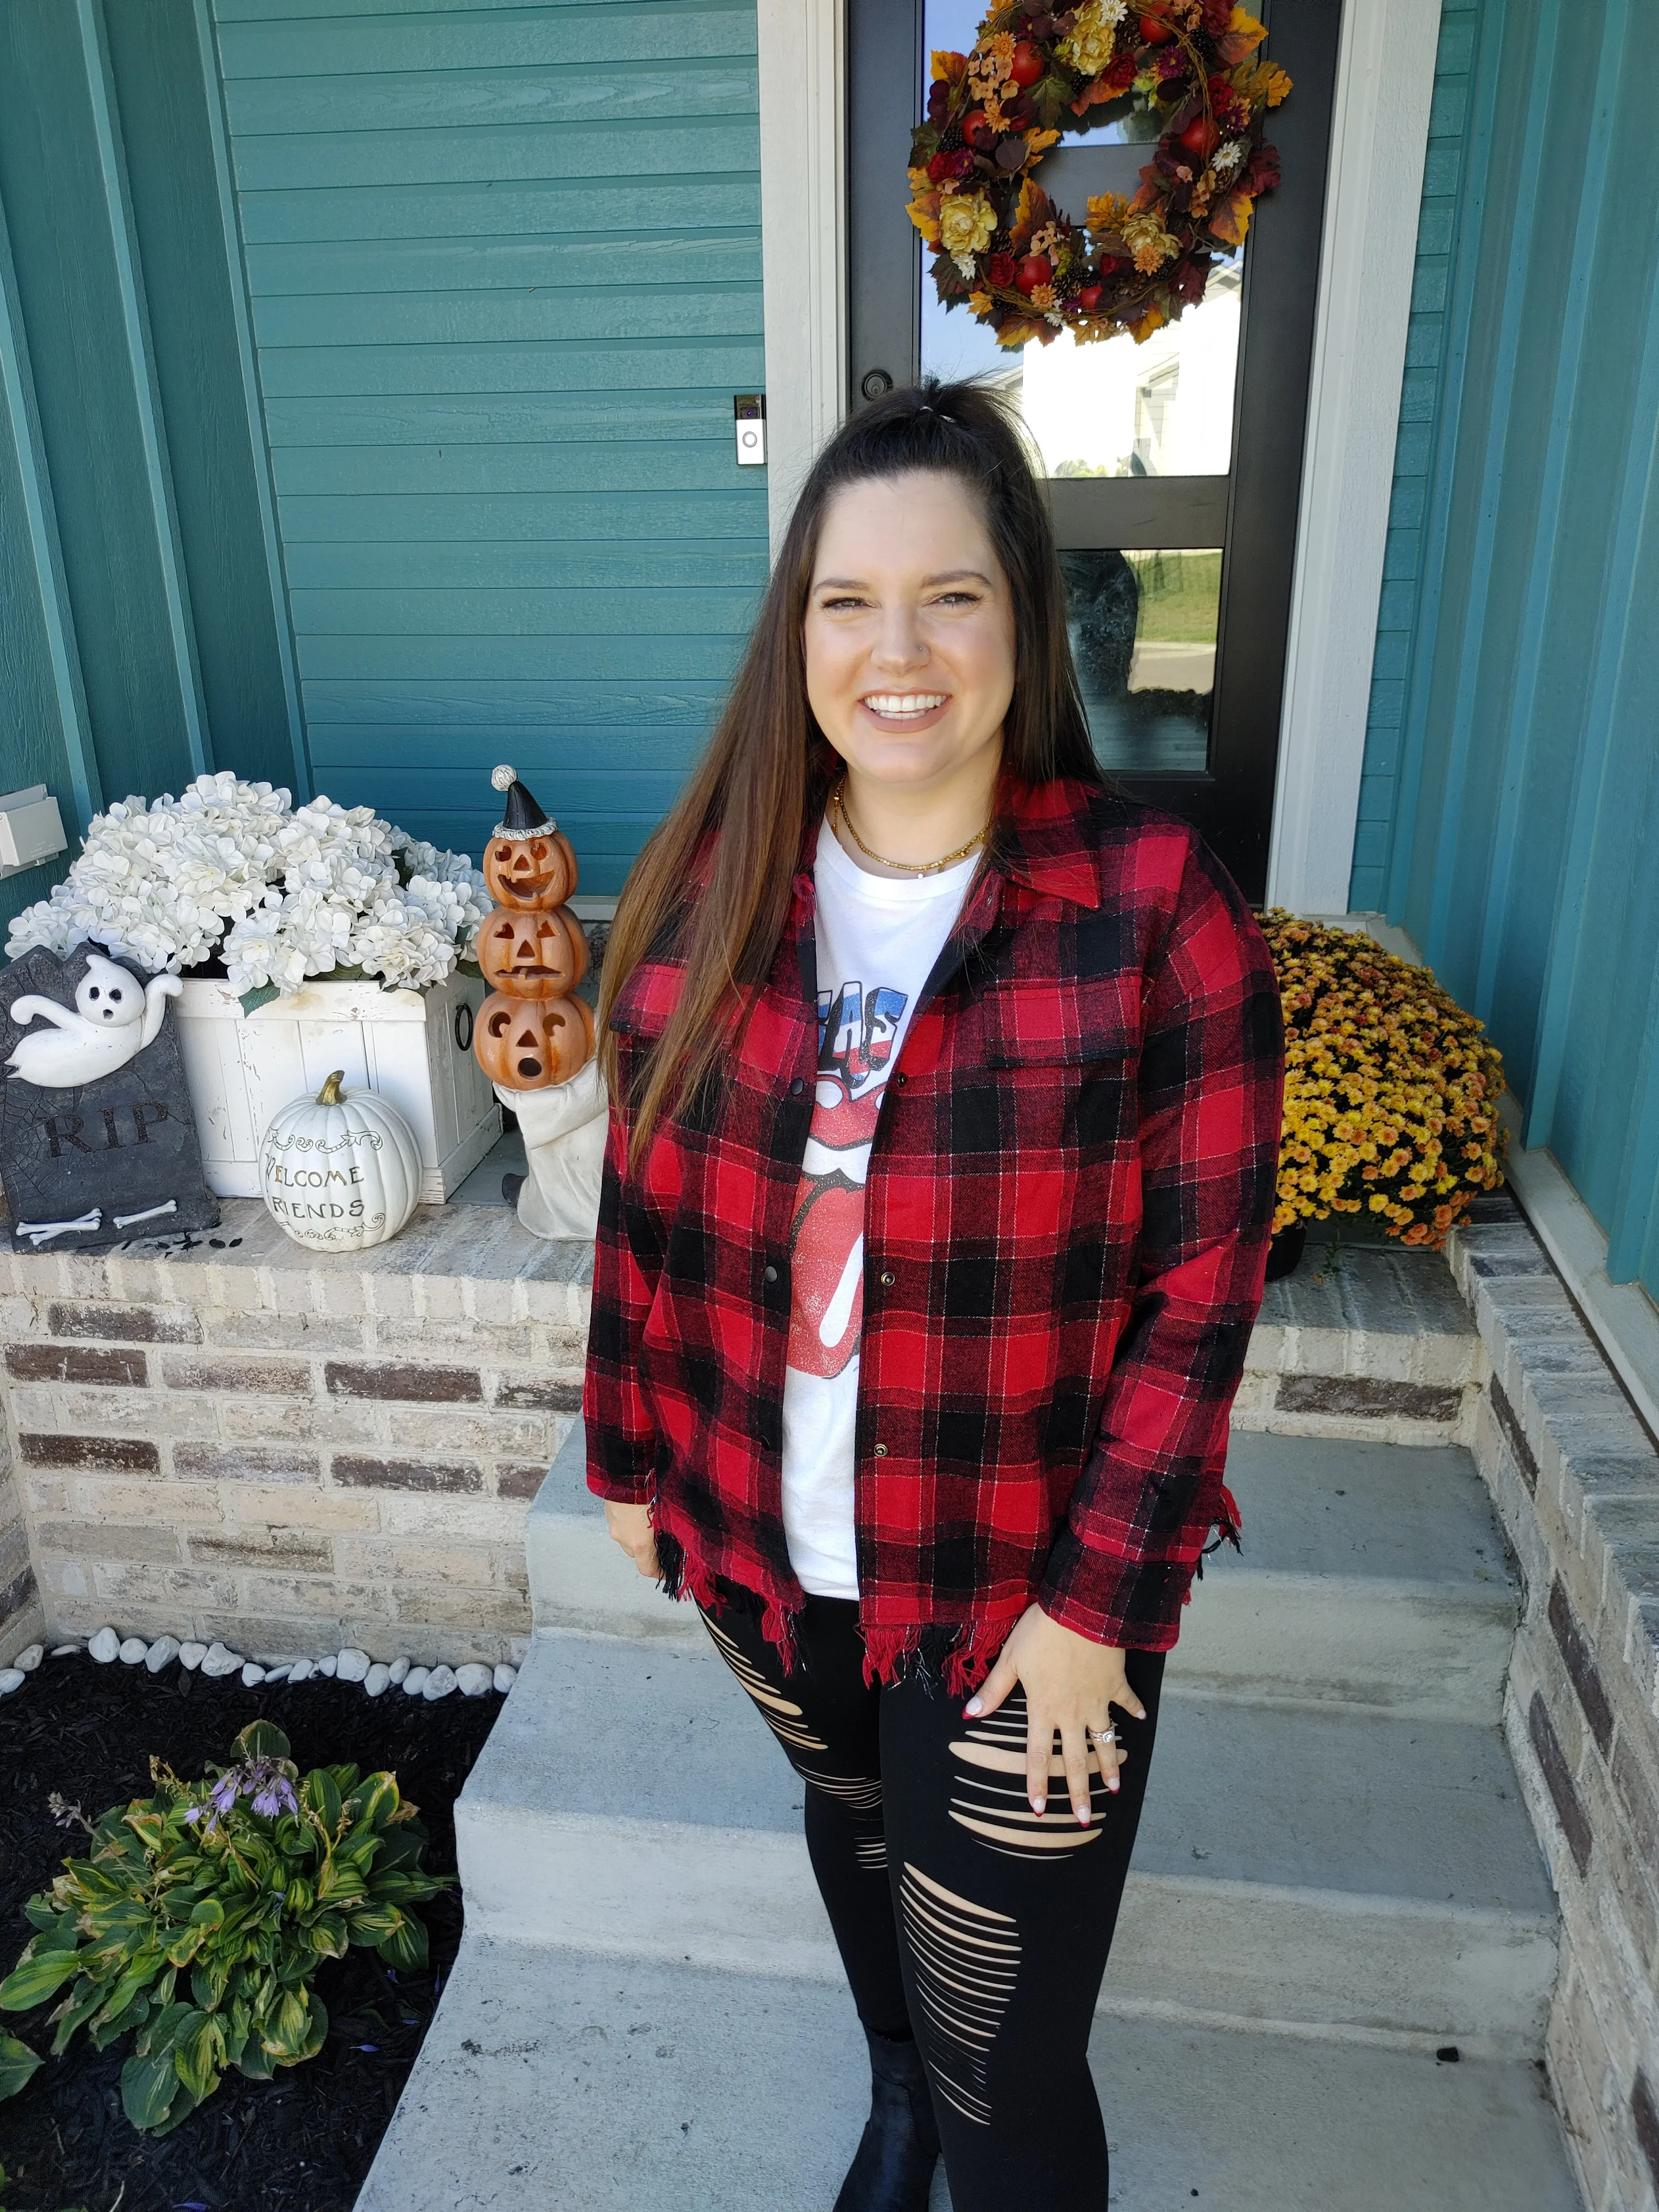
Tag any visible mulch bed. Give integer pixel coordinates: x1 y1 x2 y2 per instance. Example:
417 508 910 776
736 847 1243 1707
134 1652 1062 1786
0 1653 501 2212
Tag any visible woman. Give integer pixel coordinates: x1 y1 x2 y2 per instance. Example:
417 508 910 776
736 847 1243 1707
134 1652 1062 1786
586 380 1283 2212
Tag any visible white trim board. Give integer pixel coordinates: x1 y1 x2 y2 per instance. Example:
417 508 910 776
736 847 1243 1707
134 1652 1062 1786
756 0 847 558
1267 0 1442 913
1497 1096 1659 1445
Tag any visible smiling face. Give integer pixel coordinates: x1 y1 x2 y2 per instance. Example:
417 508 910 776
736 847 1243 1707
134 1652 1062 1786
803 471 1015 801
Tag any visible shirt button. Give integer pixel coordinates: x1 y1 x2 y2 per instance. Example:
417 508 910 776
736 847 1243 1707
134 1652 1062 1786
789 1077 806 1097
879 1270 895 1287
763 1264 778 1283
873 1443 888 1458
894 1072 908 1087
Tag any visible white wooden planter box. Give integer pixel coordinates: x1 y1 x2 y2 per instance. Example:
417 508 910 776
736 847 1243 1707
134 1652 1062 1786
174 972 499 1205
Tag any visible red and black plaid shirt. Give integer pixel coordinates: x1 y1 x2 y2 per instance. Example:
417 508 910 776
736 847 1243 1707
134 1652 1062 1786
585 776 1283 1685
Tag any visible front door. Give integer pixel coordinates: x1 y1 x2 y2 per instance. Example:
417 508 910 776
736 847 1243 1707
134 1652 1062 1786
847 0 1342 901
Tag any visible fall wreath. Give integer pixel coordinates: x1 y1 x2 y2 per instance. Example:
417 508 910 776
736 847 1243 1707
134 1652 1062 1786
908 2 1291 350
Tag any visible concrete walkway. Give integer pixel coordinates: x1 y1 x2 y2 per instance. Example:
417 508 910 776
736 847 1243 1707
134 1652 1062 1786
359 1307 1583 2208
358 1941 1571 2211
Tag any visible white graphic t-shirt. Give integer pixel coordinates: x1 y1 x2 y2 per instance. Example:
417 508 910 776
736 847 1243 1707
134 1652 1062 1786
780 817 978 1597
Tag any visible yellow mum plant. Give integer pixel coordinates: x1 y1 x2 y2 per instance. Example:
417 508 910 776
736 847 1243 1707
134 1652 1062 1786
1260 913 1508 1249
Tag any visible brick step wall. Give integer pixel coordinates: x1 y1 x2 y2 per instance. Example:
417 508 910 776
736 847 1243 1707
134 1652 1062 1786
0 1203 1483 1669
1448 1204 1659 2212
0 1201 588 1667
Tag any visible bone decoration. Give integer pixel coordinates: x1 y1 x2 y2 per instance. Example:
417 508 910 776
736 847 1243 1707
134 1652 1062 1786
14 1207 102 1247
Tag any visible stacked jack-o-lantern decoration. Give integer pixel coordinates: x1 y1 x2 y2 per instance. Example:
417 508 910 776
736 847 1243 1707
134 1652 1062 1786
471 766 595 1094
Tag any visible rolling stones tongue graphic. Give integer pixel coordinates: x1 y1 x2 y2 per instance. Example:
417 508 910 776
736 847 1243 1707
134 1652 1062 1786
786 980 907 1381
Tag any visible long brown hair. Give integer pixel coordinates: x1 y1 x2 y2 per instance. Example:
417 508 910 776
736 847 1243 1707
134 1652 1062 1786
598 376 1099 1160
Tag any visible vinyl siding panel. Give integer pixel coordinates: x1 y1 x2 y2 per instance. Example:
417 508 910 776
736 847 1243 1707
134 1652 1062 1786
0 0 306 940
210 0 767 888
1348 0 1481 914
1356 0 1659 1302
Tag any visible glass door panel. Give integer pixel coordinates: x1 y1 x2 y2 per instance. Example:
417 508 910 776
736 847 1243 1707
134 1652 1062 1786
1024 271 1240 479
922 270 1243 479
918 1 1243 482
1062 548 1222 776
849 0 1343 899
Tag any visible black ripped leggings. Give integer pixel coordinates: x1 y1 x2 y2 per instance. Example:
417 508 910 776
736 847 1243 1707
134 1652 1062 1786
700 1594 1165 2212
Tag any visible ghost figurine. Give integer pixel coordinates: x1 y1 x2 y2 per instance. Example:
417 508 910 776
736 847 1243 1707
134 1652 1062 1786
498 1058 608 1239
6 953 183 1088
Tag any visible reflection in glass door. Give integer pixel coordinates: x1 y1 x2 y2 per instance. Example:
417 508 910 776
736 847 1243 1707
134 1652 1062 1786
849 0 1343 899
1062 547 1222 775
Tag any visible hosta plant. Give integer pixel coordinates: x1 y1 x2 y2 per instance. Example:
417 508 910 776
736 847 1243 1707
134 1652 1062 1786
0 1722 448 2136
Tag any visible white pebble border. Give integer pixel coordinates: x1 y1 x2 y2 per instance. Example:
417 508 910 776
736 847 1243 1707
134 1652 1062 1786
0 1629 517 1704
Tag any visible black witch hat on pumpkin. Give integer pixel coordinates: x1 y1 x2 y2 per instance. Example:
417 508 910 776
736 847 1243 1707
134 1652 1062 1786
490 763 557 840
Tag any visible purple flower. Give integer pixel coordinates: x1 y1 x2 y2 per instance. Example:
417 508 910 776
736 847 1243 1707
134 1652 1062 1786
251 1776 298 1819
199 1753 299 1825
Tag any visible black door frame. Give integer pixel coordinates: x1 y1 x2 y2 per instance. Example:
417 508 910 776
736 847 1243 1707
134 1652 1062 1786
846 0 1344 902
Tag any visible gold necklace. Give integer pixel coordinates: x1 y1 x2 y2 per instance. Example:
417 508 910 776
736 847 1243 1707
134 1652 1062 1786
830 777 988 877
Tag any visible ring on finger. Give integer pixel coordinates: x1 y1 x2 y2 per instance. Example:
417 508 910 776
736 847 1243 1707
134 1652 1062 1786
1088 1725 1117 1746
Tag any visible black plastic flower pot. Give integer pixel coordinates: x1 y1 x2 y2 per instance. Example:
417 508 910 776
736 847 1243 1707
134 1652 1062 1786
1265 1220 1306 1281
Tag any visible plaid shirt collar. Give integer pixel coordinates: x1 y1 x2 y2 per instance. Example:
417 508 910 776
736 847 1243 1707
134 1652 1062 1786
991 774 1106 911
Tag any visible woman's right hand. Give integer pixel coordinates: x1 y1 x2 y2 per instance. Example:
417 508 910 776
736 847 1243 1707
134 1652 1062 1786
603 1499 661 1578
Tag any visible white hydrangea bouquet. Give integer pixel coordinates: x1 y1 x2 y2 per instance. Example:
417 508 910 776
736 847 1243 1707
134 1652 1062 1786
5 773 488 1008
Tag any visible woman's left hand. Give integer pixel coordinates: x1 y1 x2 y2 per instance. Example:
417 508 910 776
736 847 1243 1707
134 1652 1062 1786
964 1603 1146 1826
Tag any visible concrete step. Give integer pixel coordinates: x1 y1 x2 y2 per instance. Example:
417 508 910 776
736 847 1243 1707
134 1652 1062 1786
527 1419 700 1644
364 1276 1577 2210
454 1626 1557 2053
1237 1235 1487 1445
356 1934 1580 2212
1173 1430 1519 1719
529 1422 1523 1720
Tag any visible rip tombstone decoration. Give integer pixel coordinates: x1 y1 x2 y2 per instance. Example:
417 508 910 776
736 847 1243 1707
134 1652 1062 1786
0 945 219 1250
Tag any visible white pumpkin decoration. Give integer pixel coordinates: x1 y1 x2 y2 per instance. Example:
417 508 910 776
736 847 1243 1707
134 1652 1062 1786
259 1070 420 1251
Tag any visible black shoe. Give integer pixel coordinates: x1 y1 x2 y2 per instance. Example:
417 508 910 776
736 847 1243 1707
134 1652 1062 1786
833 2027 941 2212
501 1172 525 1207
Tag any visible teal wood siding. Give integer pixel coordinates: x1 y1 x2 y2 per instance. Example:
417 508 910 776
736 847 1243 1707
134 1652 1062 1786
1348 0 1478 910
0 0 301 940
209 0 769 892
1354 0 1659 1298
0 195 98 925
